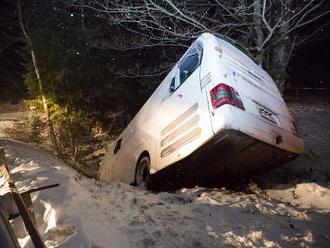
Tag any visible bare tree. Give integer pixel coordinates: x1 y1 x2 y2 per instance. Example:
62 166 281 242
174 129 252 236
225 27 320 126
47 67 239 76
17 0 61 154
69 0 329 91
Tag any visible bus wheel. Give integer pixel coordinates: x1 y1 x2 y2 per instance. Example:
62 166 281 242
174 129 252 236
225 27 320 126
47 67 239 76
135 156 150 187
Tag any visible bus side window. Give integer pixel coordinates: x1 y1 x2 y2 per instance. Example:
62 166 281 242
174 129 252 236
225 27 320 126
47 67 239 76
169 43 203 93
114 138 122 154
179 51 199 83
170 44 203 93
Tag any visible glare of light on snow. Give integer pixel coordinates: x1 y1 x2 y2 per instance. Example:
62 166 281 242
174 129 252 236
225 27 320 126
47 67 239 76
41 200 57 233
18 236 31 248
281 230 314 243
0 177 10 196
45 240 59 247
36 176 50 182
11 162 41 173
31 193 38 201
222 230 279 247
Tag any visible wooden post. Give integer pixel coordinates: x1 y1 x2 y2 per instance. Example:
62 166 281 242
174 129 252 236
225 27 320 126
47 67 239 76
0 147 46 248
0 147 6 168
0 210 21 248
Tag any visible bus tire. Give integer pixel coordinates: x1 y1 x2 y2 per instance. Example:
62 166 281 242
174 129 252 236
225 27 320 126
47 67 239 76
135 156 150 187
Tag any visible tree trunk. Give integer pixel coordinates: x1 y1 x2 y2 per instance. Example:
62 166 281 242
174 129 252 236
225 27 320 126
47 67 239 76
269 17 294 93
253 0 264 65
271 42 288 92
17 0 61 154
267 0 295 93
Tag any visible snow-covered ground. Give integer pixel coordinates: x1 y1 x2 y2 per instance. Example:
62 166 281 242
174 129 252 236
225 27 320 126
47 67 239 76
1 99 330 248
0 139 329 248
258 98 330 214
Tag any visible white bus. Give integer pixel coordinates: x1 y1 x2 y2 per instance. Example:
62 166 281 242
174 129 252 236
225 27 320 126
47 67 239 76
99 33 304 186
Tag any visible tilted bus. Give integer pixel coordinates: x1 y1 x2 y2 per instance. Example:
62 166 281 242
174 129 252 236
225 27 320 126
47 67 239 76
99 33 304 186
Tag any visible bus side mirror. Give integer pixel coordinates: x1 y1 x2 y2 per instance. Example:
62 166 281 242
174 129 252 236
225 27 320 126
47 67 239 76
169 78 175 92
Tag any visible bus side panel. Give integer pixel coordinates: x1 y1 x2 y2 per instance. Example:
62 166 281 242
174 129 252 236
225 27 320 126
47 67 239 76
132 68 178 173
156 39 214 171
99 73 170 183
99 139 133 183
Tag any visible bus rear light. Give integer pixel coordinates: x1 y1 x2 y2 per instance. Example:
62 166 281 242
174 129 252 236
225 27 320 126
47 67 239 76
210 83 245 110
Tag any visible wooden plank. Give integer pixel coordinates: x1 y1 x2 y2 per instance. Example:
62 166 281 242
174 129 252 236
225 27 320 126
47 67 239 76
0 147 46 248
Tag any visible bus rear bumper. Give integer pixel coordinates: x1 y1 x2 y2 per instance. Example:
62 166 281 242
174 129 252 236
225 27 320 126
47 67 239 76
203 129 298 174
211 106 304 155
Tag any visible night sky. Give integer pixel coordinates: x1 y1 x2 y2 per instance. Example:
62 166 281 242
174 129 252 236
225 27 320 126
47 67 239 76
0 1 329 98
288 25 330 89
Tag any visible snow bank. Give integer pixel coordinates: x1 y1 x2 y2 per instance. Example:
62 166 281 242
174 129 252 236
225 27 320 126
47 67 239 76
1 139 330 248
267 183 330 212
